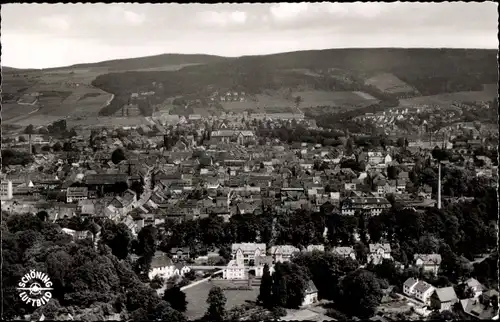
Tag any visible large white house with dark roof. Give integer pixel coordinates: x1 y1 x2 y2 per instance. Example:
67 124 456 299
231 243 266 266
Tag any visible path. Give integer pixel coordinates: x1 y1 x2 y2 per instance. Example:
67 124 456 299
155 270 223 296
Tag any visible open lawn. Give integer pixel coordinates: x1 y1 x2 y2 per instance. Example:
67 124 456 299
256 94 293 109
294 90 379 109
221 94 296 113
2 103 39 121
365 73 416 94
66 116 151 128
398 83 498 108
184 280 260 320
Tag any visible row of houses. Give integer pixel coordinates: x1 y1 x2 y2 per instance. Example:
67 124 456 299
403 277 499 319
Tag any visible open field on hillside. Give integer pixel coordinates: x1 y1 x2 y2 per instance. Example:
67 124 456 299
220 94 296 113
125 63 202 72
2 68 113 126
365 73 416 94
184 280 259 320
294 90 379 109
66 116 151 128
398 83 498 108
1 103 39 121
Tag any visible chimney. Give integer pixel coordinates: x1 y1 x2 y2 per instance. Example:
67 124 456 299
437 162 442 209
29 134 32 155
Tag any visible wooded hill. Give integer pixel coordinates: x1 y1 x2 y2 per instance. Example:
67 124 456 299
90 48 497 116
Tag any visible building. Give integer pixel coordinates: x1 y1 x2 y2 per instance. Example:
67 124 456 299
430 287 459 312
460 297 499 320
403 277 419 296
268 245 300 263
211 130 255 145
332 247 356 260
61 228 101 249
66 187 89 203
231 243 266 266
463 278 486 298
403 278 435 305
306 245 325 252
367 152 385 165
302 280 319 307
413 254 442 275
341 197 391 217
223 260 246 280
367 243 392 265
148 251 191 280
170 247 190 261
0 180 13 200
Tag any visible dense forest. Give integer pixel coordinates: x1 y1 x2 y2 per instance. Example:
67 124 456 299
91 48 497 117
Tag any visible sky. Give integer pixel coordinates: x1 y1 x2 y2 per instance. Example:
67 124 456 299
1 2 498 69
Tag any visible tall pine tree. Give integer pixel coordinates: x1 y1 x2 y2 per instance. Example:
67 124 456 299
205 286 226 322
258 264 273 308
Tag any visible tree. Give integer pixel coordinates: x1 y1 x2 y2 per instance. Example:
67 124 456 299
52 142 62 152
130 180 144 197
133 225 158 276
18 136 26 142
294 96 302 108
111 148 127 164
387 165 398 180
396 137 405 148
150 275 164 289
428 310 458 320
205 286 226 322
258 263 273 308
152 301 186 322
335 269 384 318
271 262 309 309
62 141 73 152
345 138 354 155
100 221 133 260
24 124 35 135
163 286 188 312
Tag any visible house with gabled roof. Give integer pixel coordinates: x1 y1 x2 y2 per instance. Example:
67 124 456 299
302 280 319 307
414 254 442 275
148 251 191 280
268 245 300 263
462 278 486 299
430 287 459 312
367 243 392 265
332 246 356 260
403 278 435 305
231 243 266 266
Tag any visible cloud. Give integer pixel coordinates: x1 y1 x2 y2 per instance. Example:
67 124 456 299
108 6 146 26
269 3 309 21
197 10 248 27
38 15 70 31
123 10 146 26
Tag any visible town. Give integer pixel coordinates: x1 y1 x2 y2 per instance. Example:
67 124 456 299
2 103 498 321
2 2 498 322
